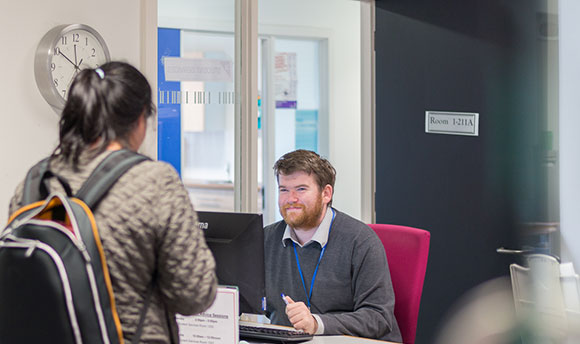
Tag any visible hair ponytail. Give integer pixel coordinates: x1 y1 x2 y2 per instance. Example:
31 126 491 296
54 62 154 169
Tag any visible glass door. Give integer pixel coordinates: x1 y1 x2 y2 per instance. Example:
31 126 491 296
158 28 240 211
158 0 240 212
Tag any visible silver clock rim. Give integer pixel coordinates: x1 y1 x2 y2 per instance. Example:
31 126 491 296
34 24 111 113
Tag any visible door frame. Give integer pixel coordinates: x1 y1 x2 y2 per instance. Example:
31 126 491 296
360 0 376 223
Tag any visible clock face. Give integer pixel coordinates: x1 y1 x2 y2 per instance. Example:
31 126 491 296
50 28 109 101
35 24 111 113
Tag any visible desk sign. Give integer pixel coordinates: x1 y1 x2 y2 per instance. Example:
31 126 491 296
425 111 479 136
177 286 239 344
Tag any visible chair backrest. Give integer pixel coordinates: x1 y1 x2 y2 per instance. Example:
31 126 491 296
559 262 580 314
510 254 568 341
368 224 431 344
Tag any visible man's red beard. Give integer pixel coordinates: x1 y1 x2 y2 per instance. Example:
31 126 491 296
281 195 324 229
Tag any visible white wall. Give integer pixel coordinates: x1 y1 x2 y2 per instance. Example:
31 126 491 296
159 0 362 219
559 0 580 269
0 0 157 225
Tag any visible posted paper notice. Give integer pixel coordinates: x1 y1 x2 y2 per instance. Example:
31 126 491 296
177 286 239 344
274 52 297 109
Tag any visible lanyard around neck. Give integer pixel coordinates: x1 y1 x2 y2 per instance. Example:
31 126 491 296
292 208 336 309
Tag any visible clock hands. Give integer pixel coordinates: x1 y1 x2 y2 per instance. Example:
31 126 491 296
72 59 84 78
59 46 86 100
65 58 85 97
59 46 82 71
59 50 77 68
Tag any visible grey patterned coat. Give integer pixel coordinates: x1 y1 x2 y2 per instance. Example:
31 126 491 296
9 150 218 343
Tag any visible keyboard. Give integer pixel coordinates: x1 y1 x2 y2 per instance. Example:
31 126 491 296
239 322 314 343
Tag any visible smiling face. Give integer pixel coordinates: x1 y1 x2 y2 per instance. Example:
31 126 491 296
278 171 333 231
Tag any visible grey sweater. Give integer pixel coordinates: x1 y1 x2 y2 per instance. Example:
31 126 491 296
9 150 218 343
264 209 402 342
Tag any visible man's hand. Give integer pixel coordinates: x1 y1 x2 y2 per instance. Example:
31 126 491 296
283 295 318 334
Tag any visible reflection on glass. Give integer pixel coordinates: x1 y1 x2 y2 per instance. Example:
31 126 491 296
181 31 235 185
179 31 237 212
157 25 238 212
272 38 321 160
263 37 323 223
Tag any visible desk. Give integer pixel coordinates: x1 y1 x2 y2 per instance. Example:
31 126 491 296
239 319 398 344
243 335 397 344
304 336 397 343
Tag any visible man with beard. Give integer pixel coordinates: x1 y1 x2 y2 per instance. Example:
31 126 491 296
263 149 402 342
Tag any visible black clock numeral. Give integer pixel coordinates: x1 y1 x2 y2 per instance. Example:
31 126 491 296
85 37 89 46
91 48 96 57
61 36 67 45
54 79 58 87
54 47 61 56
62 90 67 98
51 63 56 71
72 33 80 43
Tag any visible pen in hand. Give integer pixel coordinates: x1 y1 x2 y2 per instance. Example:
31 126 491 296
281 293 291 305
281 293 317 334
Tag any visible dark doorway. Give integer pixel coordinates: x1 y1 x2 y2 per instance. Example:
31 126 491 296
374 1 553 342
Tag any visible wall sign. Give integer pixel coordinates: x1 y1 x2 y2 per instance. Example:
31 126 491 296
425 111 479 136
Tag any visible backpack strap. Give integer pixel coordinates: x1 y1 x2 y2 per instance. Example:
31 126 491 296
76 149 151 342
21 157 73 205
132 279 155 344
76 149 150 209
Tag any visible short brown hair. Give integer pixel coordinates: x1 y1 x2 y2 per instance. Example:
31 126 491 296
273 149 336 203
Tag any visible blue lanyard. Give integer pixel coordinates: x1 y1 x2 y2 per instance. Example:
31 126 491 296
292 208 335 309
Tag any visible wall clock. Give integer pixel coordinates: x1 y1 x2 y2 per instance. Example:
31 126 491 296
34 24 111 112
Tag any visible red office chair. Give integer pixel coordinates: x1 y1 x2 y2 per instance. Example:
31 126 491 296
368 224 430 344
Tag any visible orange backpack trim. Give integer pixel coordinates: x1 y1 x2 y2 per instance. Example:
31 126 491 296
73 198 125 344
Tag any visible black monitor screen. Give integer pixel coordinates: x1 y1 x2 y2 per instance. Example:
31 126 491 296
197 211 265 315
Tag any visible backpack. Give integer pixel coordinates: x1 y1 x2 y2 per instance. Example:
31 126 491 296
0 149 150 344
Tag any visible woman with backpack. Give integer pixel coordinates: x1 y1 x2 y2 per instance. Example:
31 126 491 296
8 61 217 343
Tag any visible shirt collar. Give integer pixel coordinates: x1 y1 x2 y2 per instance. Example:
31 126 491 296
282 206 334 248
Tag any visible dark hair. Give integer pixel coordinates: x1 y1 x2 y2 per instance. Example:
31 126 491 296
273 149 336 204
54 61 155 169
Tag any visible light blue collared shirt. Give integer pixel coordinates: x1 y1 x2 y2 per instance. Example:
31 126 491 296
280 206 333 334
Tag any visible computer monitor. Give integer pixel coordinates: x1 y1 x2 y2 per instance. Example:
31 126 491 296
196 211 265 315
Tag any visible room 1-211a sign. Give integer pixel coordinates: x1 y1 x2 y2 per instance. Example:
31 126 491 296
425 111 479 136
